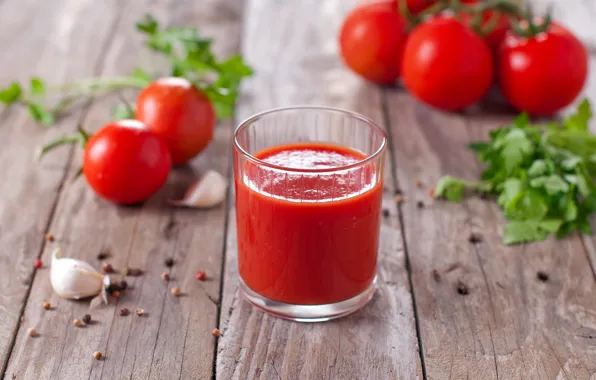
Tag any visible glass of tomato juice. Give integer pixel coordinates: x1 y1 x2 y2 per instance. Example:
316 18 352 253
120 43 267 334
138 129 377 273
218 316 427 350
233 106 387 322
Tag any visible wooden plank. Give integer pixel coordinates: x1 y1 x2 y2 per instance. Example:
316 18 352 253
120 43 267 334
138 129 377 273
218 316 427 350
216 1 421 379
4 0 244 379
0 0 124 373
386 2 596 374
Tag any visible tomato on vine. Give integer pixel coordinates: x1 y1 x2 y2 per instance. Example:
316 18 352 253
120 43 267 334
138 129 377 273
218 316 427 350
136 77 216 165
401 16 494 111
82 120 172 205
339 0 408 84
498 20 588 116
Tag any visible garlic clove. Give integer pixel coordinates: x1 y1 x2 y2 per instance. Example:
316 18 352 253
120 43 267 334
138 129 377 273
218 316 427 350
168 170 227 208
50 248 104 300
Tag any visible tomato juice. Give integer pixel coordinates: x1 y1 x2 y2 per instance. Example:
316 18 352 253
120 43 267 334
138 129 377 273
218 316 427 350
235 143 383 305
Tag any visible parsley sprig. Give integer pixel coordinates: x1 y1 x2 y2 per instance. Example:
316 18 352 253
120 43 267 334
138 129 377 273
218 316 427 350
434 99 596 245
0 14 252 125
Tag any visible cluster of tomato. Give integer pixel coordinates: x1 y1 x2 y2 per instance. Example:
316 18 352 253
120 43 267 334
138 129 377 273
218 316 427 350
84 78 215 204
339 0 588 115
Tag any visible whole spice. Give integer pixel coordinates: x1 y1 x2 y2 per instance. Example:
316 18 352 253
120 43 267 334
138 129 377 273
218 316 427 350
395 195 404 204
42 302 51 310
537 271 549 282
415 179 424 188
160 272 170 281
432 269 441 282
111 291 121 298
82 314 92 324
120 267 129 276
128 268 143 276
456 281 469 295
171 287 181 297
195 271 207 281
416 200 425 209
468 233 483 244
164 258 174 267
119 308 130 316
96 251 109 260
102 263 113 273
119 280 128 290
169 170 228 208
34 259 43 269
50 248 107 302
72 318 84 327
211 328 222 337
45 233 55 242
28 328 39 337
382 208 390 218
135 308 145 316
93 351 102 360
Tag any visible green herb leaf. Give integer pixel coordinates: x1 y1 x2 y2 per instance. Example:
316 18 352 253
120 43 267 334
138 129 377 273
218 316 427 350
539 219 564 233
564 99 592 131
136 14 159 34
503 220 548 245
527 159 547 177
434 176 465 202
130 67 153 83
529 175 569 195
0 82 22 103
27 103 55 126
30 78 46 96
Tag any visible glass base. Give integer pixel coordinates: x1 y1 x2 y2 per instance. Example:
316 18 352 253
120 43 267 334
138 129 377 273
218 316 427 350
239 276 377 322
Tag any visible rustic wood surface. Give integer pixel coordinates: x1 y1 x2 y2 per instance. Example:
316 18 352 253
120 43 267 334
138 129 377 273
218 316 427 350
0 0 595 379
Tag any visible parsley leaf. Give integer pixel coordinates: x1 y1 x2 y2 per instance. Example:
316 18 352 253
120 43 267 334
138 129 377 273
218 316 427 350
435 99 596 245
27 103 55 126
0 82 22 103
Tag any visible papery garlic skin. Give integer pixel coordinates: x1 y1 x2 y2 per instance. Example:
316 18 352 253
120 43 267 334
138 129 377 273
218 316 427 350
50 248 104 299
169 170 227 208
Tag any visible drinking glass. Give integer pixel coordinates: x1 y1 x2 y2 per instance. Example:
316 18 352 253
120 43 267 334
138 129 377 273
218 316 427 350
233 106 387 322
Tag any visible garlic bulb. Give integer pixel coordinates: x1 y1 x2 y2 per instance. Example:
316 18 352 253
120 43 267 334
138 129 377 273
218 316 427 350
169 170 227 208
50 248 105 300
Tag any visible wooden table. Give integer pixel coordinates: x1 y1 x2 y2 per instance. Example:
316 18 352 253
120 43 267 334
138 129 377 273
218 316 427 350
1 0 596 379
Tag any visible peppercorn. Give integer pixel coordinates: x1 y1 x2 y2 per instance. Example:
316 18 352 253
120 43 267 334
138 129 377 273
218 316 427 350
73 318 84 327
119 308 129 316
382 208 390 218
97 251 109 260
45 233 55 242
128 268 143 276
468 233 483 244
28 328 38 337
82 314 92 324
93 351 102 360
119 280 128 290
415 179 424 188
537 271 549 282
164 258 174 267
395 195 404 204
160 272 170 281
416 200 425 209
211 328 222 337
195 271 207 281
456 281 469 295
102 263 113 273
42 302 51 310
111 291 121 298
171 287 181 297
135 308 145 316
120 267 129 276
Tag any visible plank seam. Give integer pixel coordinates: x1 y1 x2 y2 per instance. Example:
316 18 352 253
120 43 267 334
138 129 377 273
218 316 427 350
381 88 428 380
211 0 247 378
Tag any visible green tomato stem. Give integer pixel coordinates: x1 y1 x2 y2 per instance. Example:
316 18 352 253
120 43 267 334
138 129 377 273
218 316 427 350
48 76 150 93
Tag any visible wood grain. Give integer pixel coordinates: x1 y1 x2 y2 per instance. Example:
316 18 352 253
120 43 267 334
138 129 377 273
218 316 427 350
0 0 124 373
4 0 243 379
385 0 596 373
216 1 421 379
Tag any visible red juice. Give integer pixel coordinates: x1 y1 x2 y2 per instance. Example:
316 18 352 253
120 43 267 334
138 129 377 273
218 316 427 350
235 142 383 305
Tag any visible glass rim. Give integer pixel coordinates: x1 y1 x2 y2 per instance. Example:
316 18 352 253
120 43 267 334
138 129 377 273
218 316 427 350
233 105 388 174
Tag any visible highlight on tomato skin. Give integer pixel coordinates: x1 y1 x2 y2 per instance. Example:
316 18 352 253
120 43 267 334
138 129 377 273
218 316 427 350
339 0 408 85
136 77 216 166
401 16 494 112
498 22 589 116
82 119 172 205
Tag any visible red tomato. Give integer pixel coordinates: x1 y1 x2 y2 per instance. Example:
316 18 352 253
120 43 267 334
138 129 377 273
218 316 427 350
499 22 588 116
83 120 172 204
136 77 215 165
402 16 494 111
339 0 407 84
